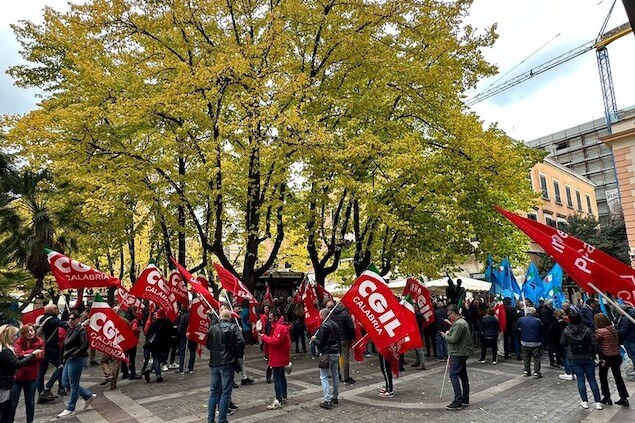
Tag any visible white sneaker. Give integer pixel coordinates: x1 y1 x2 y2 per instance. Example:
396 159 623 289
478 360 486 364
57 409 76 418
161 365 169 372
266 399 282 410
595 402 604 410
581 401 589 409
168 363 179 369
559 374 574 381
83 393 97 410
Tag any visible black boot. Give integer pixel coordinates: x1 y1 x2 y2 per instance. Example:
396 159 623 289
266 367 272 383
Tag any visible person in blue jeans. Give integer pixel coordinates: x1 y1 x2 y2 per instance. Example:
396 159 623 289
616 304 635 378
57 311 96 418
561 312 603 411
442 305 473 410
434 301 450 360
315 308 341 409
206 309 245 423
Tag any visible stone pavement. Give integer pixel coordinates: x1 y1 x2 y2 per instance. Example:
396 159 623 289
16 345 635 423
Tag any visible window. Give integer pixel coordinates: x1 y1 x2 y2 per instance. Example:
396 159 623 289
545 215 557 228
575 190 582 211
539 174 549 200
553 181 562 204
565 186 573 208
586 194 593 214
527 213 538 221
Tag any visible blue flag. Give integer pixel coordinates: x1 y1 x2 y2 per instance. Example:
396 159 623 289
486 254 502 296
522 262 544 305
543 264 565 309
499 258 520 305
598 295 608 316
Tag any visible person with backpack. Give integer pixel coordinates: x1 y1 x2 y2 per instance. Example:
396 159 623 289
594 313 629 406
206 309 245 423
561 312 603 410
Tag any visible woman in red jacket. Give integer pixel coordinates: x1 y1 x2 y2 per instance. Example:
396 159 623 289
594 313 629 406
260 310 291 410
9 324 44 423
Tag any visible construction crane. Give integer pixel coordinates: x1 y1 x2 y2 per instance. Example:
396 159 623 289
466 3 633 132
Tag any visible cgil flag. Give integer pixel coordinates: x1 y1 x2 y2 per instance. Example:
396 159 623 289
496 206 635 305
402 278 435 329
213 263 258 305
341 265 418 353
168 269 189 306
46 249 120 290
87 298 137 363
170 257 221 310
187 295 211 345
129 263 179 321
522 262 544 305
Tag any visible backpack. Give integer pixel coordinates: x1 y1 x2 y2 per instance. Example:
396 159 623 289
568 328 593 355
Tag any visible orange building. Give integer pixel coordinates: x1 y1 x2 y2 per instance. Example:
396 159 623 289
528 157 598 227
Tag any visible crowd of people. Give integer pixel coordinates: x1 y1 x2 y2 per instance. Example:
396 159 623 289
1 289 635 422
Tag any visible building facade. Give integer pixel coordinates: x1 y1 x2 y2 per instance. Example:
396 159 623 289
528 157 598 227
525 107 635 218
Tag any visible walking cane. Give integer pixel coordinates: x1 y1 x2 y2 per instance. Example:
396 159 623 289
439 356 450 399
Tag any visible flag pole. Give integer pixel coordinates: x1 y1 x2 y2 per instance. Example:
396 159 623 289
439 357 450 399
587 283 635 325
308 302 340 344
520 290 528 315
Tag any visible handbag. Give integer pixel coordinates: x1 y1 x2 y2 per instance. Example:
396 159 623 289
317 354 330 369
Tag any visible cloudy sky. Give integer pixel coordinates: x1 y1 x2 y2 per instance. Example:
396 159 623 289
1 0 634 142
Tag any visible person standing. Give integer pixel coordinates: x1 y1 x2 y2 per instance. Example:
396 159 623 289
144 309 172 383
315 308 341 410
616 304 635 379
0 324 42 423
120 306 142 380
176 306 197 375
435 302 450 361
539 300 557 367
442 304 473 410
36 304 69 403
327 301 356 384
57 311 96 418
561 312 603 410
517 307 544 378
594 313 629 406
9 324 44 423
206 309 244 423
580 299 597 330
478 308 499 364
260 310 291 410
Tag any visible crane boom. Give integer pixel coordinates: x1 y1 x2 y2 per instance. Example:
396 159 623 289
466 23 632 107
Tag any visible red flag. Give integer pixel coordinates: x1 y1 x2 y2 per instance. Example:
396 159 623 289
170 257 221 310
396 297 424 354
87 300 137 362
21 305 45 325
72 289 84 309
262 283 274 307
213 263 257 305
129 264 179 321
496 206 635 304
402 278 435 329
196 274 209 290
341 268 418 352
168 270 189 306
494 298 507 333
316 283 334 303
46 249 120 290
303 283 321 333
116 287 144 311
187 296 211 345
352 332 369 362
292 280 306 304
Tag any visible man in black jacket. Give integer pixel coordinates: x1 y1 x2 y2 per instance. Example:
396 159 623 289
36 304 69 402
327 301 356 384
206 309 244 423
315 308 341 410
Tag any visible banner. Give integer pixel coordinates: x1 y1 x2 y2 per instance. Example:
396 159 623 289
21 304 44 325
396 297 424 353
87 301 137 362
402 278 435 328
494 298 507 333
543 264 565 309
213 263 257 305
170 257 221 310
341 267 417 352
262 283 274 307
129 264 179 321
46 249 120 290
496 206 635 304
522 262 544 305
316 283 334 303
116 287 143 311
187 296 211 345
303 281 321 333
168 270 189 306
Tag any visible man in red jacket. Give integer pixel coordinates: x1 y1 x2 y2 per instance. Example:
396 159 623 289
260 310 291 410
